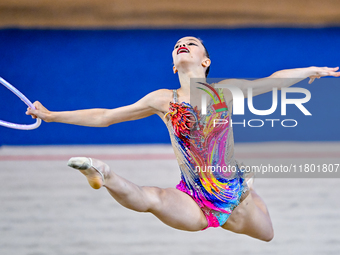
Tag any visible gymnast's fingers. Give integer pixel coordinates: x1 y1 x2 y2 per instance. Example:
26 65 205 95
318 67 340 77
323 66 339 71
308 77 315 84
26 107 37 119
318 71 340 77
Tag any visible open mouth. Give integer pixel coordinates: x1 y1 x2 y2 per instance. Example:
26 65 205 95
177 47 190 54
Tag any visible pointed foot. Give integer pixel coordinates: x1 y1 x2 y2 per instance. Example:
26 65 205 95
68 157 108 189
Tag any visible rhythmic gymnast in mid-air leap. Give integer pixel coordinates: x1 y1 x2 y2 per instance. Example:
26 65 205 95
26 36 340 241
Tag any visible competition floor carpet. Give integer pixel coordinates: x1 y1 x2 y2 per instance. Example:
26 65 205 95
1 142 339 255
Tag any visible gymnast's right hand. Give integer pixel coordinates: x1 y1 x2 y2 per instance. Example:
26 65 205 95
26 101 52 122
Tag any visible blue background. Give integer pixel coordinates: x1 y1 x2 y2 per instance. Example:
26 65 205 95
0 28 339 145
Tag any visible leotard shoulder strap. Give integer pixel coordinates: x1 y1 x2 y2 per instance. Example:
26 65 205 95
173 89 178 103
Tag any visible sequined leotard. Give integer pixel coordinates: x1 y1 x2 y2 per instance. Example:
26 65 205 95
165 88 249 229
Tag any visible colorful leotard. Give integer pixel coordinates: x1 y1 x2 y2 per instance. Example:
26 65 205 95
165 88 249 229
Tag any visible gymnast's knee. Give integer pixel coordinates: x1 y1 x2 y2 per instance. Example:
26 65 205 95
262 228 274 242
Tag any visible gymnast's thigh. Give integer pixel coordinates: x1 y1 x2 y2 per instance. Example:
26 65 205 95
145 187 208 231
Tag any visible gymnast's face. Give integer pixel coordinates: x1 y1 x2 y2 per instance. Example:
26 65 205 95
172 36 210 75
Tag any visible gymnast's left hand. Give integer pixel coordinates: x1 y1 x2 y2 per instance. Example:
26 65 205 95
308 66 340 84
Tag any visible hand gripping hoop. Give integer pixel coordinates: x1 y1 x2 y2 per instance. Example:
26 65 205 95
0 77 41 130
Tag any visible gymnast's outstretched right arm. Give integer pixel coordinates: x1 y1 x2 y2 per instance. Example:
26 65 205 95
26 90 165 127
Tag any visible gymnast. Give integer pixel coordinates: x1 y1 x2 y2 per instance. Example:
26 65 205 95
26 36 340 241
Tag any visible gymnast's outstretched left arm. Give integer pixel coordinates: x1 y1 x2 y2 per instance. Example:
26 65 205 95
219 66 340 98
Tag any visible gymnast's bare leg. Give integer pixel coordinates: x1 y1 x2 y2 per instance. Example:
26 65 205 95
68 157 208 231
222 179 274 241
68 157 273 241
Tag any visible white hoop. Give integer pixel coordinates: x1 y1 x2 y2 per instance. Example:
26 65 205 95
0 77 41 130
